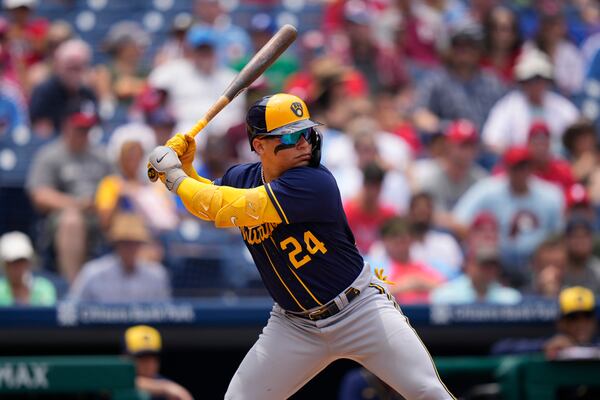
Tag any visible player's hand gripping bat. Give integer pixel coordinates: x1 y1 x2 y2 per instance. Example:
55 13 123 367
148 24 298 182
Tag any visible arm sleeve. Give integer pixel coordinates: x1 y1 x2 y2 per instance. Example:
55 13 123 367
176 177 282 228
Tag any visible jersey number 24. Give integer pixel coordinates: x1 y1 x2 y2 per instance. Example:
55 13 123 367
280 231 328 269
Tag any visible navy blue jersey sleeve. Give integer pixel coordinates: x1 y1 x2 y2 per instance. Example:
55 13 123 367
210 163 260 188
265 166 340 224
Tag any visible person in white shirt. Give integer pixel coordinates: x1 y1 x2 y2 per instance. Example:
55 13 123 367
148 26 245 140
482 48 579 156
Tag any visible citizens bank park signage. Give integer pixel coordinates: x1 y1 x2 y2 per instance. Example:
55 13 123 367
56 302 196 326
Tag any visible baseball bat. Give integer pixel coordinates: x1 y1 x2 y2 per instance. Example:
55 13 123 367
148 24 297 182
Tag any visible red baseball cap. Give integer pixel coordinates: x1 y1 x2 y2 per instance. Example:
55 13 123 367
65 100 98 128
503 146 532 167
471 212 498 230
528 120 550 141
566 183 590 209
446 119 478 144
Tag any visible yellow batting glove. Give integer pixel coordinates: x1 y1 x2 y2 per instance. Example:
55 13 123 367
166 133 196 166
164 133 211 184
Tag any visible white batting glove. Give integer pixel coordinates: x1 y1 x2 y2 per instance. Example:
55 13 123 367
148 146 187 192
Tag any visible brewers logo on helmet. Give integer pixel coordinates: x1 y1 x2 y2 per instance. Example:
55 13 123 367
246 93 323 167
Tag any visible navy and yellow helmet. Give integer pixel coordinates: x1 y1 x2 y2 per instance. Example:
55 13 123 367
246 93 323 167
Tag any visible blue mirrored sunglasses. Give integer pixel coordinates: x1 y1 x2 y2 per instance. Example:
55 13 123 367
262 128 312 145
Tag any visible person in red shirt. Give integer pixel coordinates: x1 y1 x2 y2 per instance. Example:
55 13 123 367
377 216 445 304
494 121 575 195
344 161 396 255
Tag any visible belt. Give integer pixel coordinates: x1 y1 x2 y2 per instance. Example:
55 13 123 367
288 287 361 321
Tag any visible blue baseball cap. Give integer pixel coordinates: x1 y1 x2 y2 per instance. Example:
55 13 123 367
186 26 217 48
249 13 276 34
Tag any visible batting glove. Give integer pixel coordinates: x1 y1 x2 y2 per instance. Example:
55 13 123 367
166 133 196 165
148 146 187 192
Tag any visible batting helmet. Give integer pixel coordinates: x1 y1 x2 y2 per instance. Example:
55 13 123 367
246 93 323 167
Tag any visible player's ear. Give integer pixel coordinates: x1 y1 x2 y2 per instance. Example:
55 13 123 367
253 138 264 155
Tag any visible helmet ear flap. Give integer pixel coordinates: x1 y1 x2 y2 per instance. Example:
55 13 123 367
309 129 322 168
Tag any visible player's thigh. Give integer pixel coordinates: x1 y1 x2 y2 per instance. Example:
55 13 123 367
351 296 454 399
225 310 331 400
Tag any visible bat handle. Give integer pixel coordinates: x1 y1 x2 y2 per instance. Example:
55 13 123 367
187 118 208 138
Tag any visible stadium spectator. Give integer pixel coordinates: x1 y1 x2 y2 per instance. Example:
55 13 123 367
430 246 522 304
328 0 409 95
191 0 251 67
481 48 579 156
67 213 170 303
561 119 598 183
407 192 464 280
563 216 600 294
26 102 110 283
465 211 500 252
368 216 445 304
25 20 74 93
123 325 193 400
453 147 564 287
3 0 49 89
525 236 567 299
417 119 488 230
195 134 235 182
524 9 585 96
343 161 397 255
564 183 596 224
332 117 412 214
148 25 245 138
232 13 298 93
0 231 56 306
492 286 600 358
95 21 150 120
97 123 178 234
29 39 97 137
480 6 523 83
494 121 575 194
377 0 446 70
544 286 600 360
413 22 505 134
154 12 193 66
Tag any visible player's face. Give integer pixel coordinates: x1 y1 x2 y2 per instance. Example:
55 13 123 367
254 130 313 171
559 313 597 344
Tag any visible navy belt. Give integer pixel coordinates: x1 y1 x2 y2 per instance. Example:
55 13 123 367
288 287 361 321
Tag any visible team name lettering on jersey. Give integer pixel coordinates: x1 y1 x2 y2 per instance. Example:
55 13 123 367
241 222 279 245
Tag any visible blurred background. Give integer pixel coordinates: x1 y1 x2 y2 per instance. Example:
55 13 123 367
1 0 600 398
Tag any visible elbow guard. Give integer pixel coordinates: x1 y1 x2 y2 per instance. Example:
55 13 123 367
177 178 282 227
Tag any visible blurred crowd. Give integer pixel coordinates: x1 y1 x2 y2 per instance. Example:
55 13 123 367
1 0 600 308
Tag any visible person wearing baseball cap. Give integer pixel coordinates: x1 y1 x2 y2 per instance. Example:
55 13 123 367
418 119 489 234
67 213 171 303
26 97 109 284
525 121 576 193
123 325 193 400
544 287 600 360
0 231 56 306
563 215 600 295
453 143 563 286
481 47 579 156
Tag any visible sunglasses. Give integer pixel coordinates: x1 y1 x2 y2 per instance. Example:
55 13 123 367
261 128 312 146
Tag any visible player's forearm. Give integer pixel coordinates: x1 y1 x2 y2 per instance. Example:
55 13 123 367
182 164 211 184
176 177 282 227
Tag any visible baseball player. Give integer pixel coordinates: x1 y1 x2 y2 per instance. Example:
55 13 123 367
148 93 454 399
